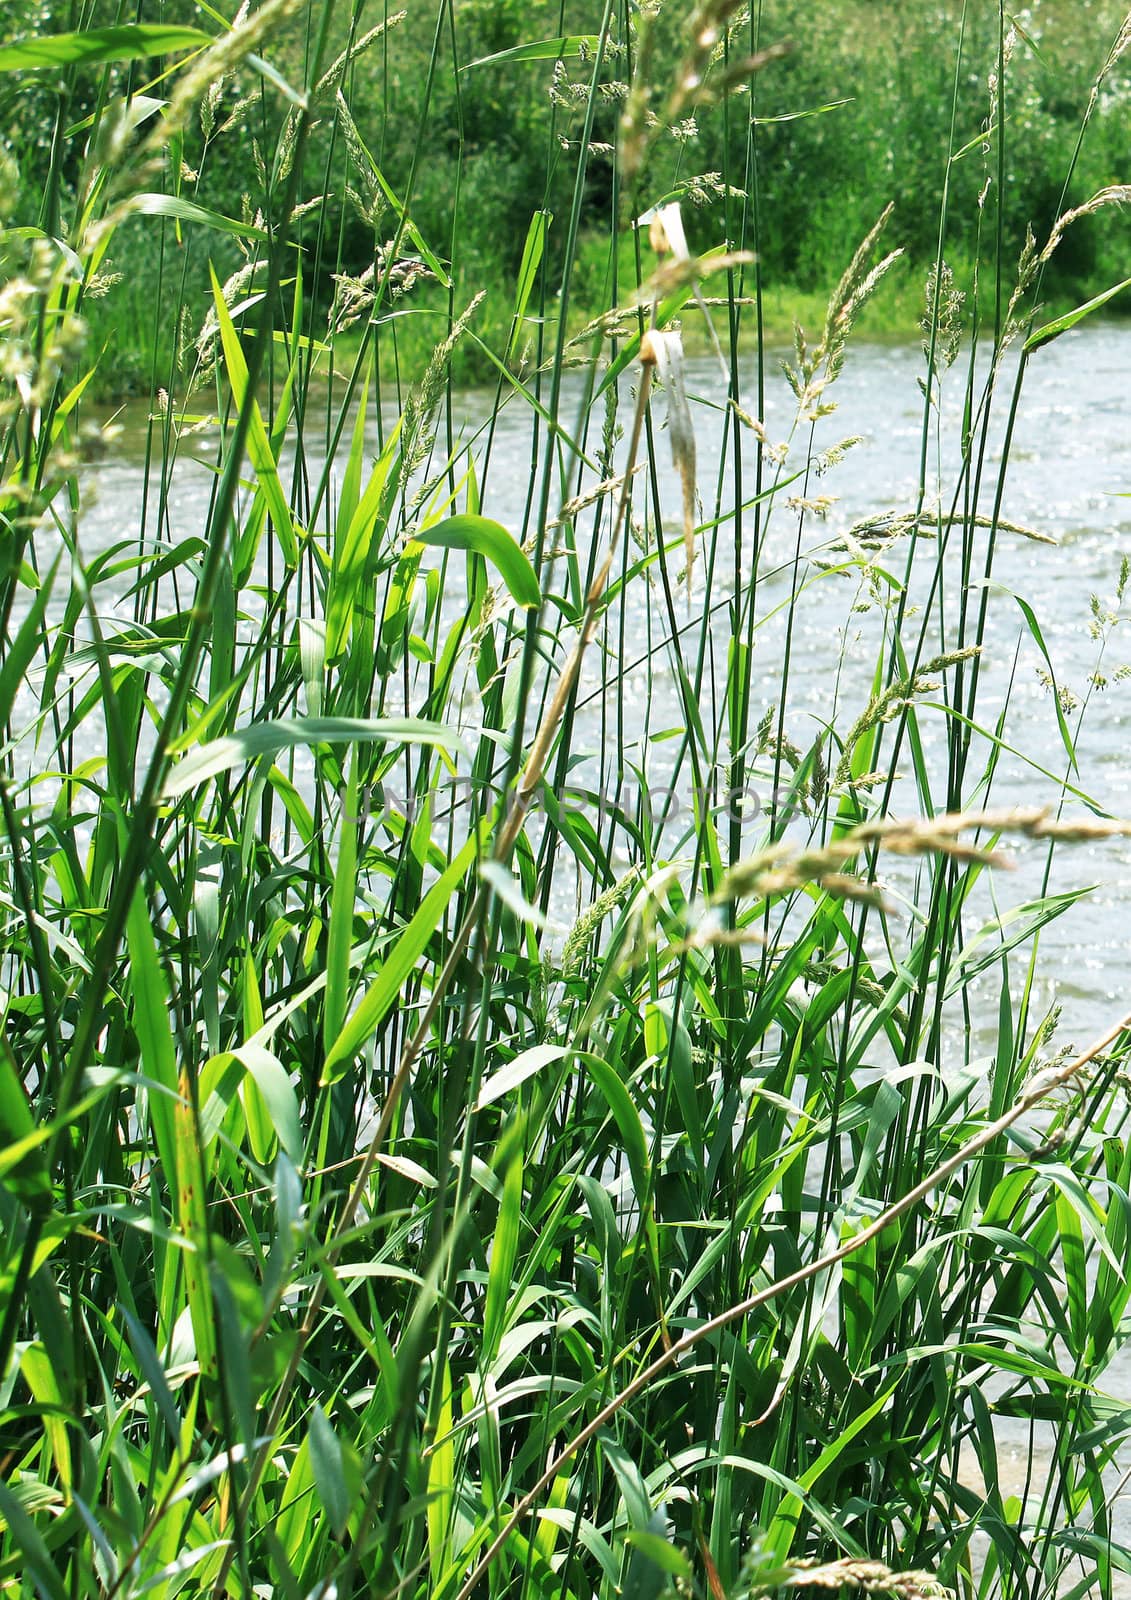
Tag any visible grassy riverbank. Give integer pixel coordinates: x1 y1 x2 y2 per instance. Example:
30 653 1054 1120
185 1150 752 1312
6 0 1130 393
2 2 1131 1598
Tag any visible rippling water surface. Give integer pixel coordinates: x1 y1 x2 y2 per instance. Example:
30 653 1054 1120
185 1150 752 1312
73 324 1131 1036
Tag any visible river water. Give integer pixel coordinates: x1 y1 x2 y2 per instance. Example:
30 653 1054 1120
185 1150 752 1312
77 325 1131 1037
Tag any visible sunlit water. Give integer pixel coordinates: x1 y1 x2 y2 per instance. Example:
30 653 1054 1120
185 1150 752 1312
67 324 1131 1041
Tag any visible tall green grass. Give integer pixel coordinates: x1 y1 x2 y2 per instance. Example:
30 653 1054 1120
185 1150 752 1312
2 3 1131 1599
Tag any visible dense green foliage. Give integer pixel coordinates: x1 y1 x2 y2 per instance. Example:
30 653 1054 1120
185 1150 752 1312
2 0 1129 390
2 2 1131 1598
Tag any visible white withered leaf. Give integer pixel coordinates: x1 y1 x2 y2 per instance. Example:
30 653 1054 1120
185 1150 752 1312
641 327 697 598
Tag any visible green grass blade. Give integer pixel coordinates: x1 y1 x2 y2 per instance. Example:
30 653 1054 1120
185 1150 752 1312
463 37 600 70
0 23 208 71
163 716 463 796
507 210 551 361
126 194 269 241
482 1143 523 1364
413 516 540 608
209 264 300 572
1025 276 1131 352
321 824 484 1084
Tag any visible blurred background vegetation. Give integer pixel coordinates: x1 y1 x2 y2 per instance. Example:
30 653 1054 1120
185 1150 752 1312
2 0 1128 392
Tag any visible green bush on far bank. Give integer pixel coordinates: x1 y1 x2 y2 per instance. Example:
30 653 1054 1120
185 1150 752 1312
3 0 1128 394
